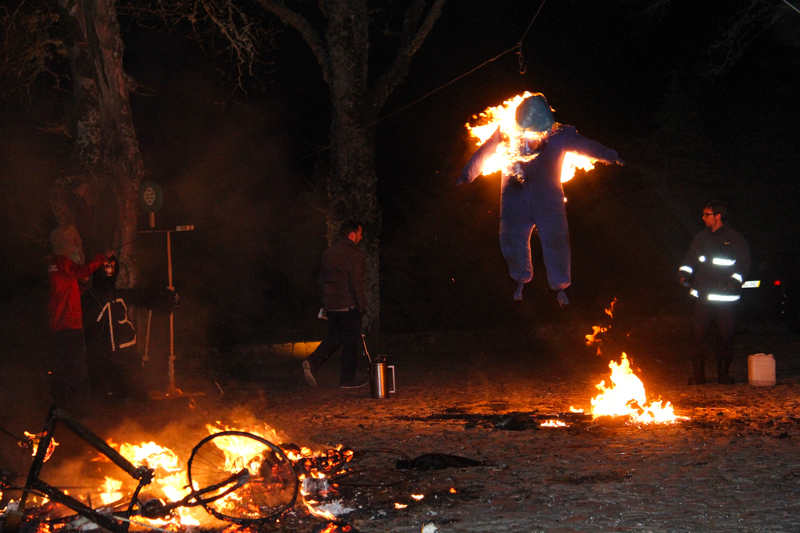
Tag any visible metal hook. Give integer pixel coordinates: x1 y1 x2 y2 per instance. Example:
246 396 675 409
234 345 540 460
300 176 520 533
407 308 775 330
517 42 527 74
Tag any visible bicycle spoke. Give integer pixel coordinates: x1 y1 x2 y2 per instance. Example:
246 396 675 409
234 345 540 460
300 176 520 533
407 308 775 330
186 431 298 524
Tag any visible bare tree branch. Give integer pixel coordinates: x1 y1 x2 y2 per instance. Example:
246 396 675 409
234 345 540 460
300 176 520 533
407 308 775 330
252 0 332 82
0 0 68 99
370 0 447 108
706 0 785 76
119 0 273 94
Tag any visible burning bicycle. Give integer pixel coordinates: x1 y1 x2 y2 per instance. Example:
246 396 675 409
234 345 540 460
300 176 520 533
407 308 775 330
1 407 299 533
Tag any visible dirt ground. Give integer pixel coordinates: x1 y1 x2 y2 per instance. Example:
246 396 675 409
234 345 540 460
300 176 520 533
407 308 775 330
3 316 800 532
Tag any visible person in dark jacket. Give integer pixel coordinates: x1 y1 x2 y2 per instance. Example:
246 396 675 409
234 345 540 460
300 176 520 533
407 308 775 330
303 221 368 389
678 201 750 385
82 256 178 403
457 93 624 304
48 225 114 409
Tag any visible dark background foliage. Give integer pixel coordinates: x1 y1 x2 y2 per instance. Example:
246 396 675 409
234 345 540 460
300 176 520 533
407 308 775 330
1 0 798 349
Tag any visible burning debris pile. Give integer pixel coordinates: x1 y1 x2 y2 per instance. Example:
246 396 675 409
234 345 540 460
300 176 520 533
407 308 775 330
0 409 401 533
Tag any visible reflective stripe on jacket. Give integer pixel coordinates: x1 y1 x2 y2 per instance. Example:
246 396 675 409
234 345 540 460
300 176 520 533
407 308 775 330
680 225 750 303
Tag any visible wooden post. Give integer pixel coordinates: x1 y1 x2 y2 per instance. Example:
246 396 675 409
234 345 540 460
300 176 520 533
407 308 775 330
167 230 175 392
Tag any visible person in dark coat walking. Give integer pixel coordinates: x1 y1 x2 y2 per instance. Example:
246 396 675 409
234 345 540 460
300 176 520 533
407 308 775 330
678 201 750 384
303 221 368 389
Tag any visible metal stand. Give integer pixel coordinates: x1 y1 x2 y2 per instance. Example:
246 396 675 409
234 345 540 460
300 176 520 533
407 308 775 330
139 225 200 399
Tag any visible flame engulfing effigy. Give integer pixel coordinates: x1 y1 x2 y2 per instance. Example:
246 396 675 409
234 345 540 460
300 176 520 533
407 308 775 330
457 92 624 303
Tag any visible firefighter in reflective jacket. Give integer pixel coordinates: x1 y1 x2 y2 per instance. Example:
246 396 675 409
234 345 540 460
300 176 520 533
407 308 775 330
678 201 750 385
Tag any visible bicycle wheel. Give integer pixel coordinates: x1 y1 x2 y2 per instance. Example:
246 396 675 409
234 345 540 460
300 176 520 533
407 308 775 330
187 431 298 524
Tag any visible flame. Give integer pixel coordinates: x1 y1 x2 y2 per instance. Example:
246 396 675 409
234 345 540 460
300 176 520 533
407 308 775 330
588 353 681 424
585 325 608 347
540 420 567 428
465 93 598 183
24 419 344 529
98 477 123 506
110 440 181 472
205 422 283 445
605 297 617 318
303 499 337 521
560 152 596 183
394 503 407 509
22 432 59 462
411 494 424 501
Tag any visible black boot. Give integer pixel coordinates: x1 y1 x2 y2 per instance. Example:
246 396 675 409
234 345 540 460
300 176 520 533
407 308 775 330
717 361 735 384
688 359 706 385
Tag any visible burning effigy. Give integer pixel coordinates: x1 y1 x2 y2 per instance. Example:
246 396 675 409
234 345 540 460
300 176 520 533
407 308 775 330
457 92 624 304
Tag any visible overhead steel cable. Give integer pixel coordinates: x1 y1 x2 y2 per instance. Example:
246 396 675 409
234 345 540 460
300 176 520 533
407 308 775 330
287 0 548 169
782 0 800 15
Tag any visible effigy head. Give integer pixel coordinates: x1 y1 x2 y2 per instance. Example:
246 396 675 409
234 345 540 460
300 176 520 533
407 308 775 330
515 93 555 133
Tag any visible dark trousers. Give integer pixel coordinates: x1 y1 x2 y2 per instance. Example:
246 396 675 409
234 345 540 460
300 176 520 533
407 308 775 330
51 329 91 408
88 348 148 402
307 309 362 385
691 302 737 364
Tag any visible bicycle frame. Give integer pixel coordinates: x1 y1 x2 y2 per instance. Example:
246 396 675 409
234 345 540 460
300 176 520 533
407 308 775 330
4 405 155 533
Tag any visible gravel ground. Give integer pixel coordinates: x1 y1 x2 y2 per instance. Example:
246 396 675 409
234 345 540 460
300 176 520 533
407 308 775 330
4 317 800 532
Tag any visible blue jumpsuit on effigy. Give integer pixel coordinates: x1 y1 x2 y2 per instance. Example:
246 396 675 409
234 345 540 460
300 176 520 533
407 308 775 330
458 121 620 300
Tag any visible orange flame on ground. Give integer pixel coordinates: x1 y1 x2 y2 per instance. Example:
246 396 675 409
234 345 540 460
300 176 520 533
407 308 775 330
110 440 181 472
98 477 123 506
303 500 337 521
588 354 681 424
540 420 567 428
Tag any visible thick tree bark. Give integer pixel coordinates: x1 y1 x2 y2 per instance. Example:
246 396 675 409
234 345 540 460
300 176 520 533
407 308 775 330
53 0 144 288
323 0 381 332
327 103 382 333
254 0 446 334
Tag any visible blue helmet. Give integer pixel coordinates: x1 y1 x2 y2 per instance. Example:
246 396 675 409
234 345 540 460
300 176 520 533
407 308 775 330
515 93 555 132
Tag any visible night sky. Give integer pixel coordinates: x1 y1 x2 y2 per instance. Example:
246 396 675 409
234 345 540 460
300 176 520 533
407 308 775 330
1 0 798 346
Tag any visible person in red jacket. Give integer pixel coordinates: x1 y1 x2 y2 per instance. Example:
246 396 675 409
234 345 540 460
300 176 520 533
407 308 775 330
48 225 114 409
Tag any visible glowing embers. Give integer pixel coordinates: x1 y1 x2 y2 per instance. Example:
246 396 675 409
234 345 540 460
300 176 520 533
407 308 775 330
539 420 567 428
464 92 597 182
586 353 683 424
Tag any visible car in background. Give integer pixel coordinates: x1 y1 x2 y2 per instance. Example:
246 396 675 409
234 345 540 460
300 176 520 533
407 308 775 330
738 251 800 332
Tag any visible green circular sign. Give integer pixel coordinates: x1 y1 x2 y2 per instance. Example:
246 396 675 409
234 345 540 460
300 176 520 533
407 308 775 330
139 181 163 213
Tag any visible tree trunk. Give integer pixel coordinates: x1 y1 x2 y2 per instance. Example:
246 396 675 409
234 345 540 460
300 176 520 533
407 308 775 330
327 103 382 334
324 0 382 334
55 0 144 288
